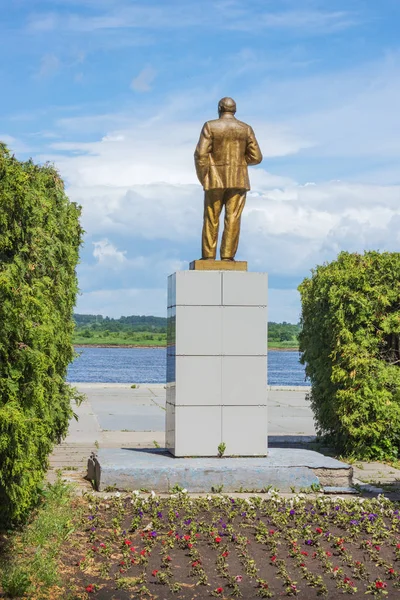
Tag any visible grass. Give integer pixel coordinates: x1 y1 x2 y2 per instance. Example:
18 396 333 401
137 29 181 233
0 477 81 600
73 332 167 346
73 332 299 350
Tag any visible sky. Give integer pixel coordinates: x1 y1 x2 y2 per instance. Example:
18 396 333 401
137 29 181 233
1 0 400 323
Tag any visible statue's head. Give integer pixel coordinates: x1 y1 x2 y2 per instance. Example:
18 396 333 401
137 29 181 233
218 97 236 116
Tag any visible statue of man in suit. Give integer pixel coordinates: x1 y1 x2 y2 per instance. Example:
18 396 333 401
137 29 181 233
194 97 262 261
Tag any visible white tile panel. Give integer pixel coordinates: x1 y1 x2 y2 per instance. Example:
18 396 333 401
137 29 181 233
174 405 222 456
168 273 176 308
222 272 268 306
166 384 176 405
175 356 222 405
175 271 222 306
176 305 222 355
221 356 267 405
222 405 268 455
222 306 267 356
165 401 176 453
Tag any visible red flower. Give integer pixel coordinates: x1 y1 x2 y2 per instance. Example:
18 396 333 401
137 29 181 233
192 561 199 567
130 546 136 552
269 530 275 535
388 568 395 574
375 545 381 551
119 560 125 566
375 581 386 589
131 559 136 564
124 539 132 546
168 530 173 536
397 543 400 549
216 588 223 594
316 527 323 534
221 551 229 557
300 563 305 567
326 551 332 557
271 555 277 562
184 535 191 541
166 555 172 562
140 549 146 556
215 536 222 543
85 585 95 594
301 551 308 556
152 569 158 577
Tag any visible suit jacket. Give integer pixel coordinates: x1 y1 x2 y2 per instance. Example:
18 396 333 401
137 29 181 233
194 114 262 191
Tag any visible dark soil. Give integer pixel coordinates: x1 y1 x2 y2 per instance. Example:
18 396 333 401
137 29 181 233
59 493 400 599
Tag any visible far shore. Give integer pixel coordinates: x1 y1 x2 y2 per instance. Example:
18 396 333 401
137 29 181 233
73 343 299 351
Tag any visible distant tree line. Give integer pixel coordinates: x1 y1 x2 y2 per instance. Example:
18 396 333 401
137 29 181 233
74 314 300 342
74 314 167 333
268 321 301 343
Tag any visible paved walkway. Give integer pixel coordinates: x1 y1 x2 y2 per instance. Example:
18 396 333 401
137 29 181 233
48 383 400 498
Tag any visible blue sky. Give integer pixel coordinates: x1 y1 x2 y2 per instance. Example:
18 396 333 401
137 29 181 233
1 0 400 322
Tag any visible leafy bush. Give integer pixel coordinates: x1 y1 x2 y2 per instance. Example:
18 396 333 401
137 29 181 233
298 251 400 460
0 143 83 525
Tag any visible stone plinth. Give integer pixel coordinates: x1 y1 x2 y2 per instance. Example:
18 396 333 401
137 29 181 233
166 270 268 457
189 260 247 271
89 448 353 493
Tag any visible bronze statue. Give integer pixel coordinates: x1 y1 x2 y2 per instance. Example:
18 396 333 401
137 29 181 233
194 97 262 261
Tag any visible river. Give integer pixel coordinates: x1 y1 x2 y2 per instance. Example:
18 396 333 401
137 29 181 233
67 347 308 386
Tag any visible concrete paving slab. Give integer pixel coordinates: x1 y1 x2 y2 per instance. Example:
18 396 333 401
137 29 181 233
95 405 165 432
100 431 165 447
90 447 351 493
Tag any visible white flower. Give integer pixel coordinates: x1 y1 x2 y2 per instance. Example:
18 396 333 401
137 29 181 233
133 490 140 496
151 490 156 498
182 488 188 494
115 491 121 498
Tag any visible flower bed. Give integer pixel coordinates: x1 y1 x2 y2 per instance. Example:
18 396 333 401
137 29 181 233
60 491 400 598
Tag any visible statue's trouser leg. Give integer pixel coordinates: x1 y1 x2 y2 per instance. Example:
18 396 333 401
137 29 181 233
202 189 224 259
220 188 247 260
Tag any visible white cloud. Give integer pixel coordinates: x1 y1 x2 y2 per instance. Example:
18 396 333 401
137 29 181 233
34 53 61 79
76 287 167 318
131 66 156 92
93 239 127 265
26 4 358 35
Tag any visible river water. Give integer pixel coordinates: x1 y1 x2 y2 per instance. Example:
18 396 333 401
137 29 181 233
67 347 308 386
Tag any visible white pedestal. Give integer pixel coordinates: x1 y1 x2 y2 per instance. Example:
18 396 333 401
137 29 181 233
166 270 268 457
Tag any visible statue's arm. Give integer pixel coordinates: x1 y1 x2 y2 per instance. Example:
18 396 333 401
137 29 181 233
194 122 212 186
245 126 263 165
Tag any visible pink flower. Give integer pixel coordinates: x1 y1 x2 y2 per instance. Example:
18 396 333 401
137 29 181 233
235 575 243 583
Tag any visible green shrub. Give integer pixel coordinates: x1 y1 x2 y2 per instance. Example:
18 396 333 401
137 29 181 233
298 251 400 460
0 143 83 525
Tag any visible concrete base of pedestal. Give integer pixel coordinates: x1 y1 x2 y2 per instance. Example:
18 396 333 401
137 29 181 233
88 448 353 493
